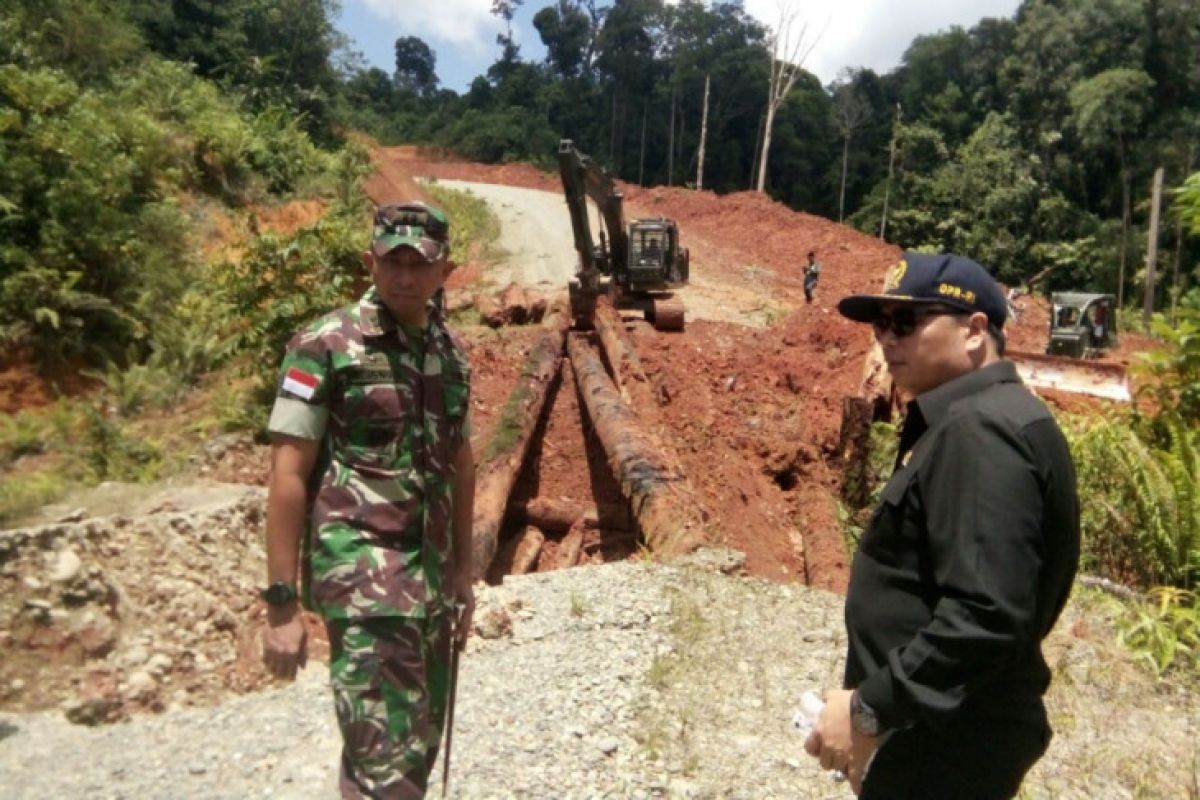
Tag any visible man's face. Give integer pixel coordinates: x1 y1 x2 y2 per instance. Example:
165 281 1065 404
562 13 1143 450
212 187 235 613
363 246 450 324
872 302 980 397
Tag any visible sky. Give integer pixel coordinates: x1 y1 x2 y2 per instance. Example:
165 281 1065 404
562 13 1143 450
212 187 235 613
336 0 1024 93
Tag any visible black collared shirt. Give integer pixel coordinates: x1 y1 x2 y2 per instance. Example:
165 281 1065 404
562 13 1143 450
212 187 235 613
844 361 1079 730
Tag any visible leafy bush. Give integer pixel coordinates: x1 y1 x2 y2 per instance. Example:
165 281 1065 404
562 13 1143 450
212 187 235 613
1116 587 1200 677
213 206 367 407
1067 412 1199 590
1134 310 1200 426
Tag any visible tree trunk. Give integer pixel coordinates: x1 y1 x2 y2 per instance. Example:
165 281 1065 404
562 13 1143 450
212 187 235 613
697 75 711 191
638 99 647 186
839 134 850 223
555 518 586 569
567 334 707 556
668 86 676 187
609 89 618 164
1118 151 1130 309
750 110 765 190
755 97 777 193
593 300 649 404
509 496 633 534
489 526 545 579
880 103 901 240
470 307 570 580
1144 166 1164 327
500 282 529 324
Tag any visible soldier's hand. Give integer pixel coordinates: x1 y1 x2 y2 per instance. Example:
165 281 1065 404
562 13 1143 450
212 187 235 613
262 606 308 680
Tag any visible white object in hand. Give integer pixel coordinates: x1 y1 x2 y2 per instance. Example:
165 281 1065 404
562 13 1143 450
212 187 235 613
791 690 824 737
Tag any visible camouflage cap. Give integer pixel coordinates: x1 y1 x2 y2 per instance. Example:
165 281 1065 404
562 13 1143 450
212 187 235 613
371 202 450 262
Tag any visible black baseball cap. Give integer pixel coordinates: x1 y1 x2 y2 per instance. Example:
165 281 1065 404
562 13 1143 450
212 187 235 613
838 252 1007 330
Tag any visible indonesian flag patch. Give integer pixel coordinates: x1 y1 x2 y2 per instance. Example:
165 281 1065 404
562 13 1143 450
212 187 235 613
282 367 320 400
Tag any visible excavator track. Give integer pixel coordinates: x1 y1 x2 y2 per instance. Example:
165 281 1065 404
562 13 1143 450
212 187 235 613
649 296 685 331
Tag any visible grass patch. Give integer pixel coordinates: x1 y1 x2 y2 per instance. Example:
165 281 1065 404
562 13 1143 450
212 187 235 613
0 469 69 528
424 181 503 266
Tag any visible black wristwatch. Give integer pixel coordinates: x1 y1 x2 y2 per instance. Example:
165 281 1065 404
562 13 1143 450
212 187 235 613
850 690 883 737
260 581 298 607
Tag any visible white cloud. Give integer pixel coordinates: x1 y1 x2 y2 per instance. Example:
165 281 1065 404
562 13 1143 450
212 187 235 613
359 0 502 57
742 0 1021 86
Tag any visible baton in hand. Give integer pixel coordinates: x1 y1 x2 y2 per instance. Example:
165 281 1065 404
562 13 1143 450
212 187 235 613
441 602 465 797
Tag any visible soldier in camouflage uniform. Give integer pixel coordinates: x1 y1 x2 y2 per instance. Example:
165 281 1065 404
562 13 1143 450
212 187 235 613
261 201 475 799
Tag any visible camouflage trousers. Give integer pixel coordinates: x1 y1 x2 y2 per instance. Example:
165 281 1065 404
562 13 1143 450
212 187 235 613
326 613 453 800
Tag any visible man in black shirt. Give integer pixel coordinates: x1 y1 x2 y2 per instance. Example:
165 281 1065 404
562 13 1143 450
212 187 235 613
805 253 1080 799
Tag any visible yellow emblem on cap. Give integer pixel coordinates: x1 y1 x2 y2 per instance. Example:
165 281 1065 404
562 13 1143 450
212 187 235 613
884 259 907 292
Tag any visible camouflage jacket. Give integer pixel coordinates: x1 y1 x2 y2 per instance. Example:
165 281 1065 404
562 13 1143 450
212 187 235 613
267 287 471 620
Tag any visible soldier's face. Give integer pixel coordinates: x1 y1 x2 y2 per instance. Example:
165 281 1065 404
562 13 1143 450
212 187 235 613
363 247 450 325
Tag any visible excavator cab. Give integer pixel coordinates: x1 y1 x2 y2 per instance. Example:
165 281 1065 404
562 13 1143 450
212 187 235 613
627 220 689 289
1047 293 1118 358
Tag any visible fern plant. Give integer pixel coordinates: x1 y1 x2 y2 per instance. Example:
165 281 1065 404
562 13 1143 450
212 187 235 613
1069 412 1200 590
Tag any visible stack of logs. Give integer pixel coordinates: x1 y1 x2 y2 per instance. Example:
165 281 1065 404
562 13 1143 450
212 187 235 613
488 497 637 579
475 282 549 327
469 296 708 582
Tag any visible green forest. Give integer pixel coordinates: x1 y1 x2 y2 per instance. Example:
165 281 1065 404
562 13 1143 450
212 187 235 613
1 0 1199 673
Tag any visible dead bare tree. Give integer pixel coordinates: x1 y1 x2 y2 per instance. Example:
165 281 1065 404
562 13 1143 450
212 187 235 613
754 1 818 194
830 74 869 222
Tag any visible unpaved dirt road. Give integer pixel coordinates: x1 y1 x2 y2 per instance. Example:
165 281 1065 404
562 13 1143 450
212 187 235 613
426 178 791 327
427 179 584 292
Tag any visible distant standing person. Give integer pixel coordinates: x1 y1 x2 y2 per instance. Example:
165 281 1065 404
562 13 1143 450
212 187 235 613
804 251 822 303
261 201 476 799
804 253 1080 799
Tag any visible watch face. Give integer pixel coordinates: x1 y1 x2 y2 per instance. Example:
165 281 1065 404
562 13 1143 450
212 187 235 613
852 694 882 736
262 582 296 606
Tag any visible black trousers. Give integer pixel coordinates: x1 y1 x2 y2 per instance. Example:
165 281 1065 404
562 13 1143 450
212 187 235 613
860 714 1051 800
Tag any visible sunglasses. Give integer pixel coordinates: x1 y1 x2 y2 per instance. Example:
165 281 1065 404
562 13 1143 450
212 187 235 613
871 307 966 338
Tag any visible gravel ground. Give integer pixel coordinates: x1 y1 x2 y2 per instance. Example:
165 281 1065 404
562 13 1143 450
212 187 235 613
1 554 1196 799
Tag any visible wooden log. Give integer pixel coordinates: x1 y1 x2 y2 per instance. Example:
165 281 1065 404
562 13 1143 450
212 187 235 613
526 291 548 324
509 496 633 534
500 282 528 324
511 526 545 575
476 293 504 327
567 334 707 556
470 305 570 580
488 526 545 578
593 300 649 403
555 518 585 569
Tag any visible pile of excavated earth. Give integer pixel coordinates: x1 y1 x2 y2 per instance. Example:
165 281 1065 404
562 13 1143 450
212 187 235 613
0 146 1178 791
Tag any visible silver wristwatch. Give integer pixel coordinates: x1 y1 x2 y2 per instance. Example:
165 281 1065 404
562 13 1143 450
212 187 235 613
850 690 883 737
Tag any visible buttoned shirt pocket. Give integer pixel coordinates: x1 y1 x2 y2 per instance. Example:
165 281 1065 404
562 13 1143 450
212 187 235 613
860 465 920 564
338 380 411 474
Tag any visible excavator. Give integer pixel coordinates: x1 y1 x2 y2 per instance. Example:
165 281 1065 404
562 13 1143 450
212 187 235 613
557 139 689 330
1008 292 1131 401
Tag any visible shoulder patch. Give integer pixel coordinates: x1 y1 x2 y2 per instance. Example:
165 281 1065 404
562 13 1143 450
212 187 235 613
283 367 321 400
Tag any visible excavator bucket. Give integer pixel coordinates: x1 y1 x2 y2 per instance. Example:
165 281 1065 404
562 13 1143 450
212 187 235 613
1008 350 1131 402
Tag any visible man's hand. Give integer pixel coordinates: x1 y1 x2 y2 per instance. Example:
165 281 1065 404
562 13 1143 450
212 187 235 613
803 688 880 795
262 604 308 680
452 576 475 651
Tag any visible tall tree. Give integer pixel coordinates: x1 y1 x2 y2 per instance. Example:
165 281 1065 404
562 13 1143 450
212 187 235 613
754 2 816 193
830 74 870 221
393 36 438 96
533 0 592 79
1069 67 1154 306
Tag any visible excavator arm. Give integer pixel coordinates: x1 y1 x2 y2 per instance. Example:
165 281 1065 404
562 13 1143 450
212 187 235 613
557 139 628 285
